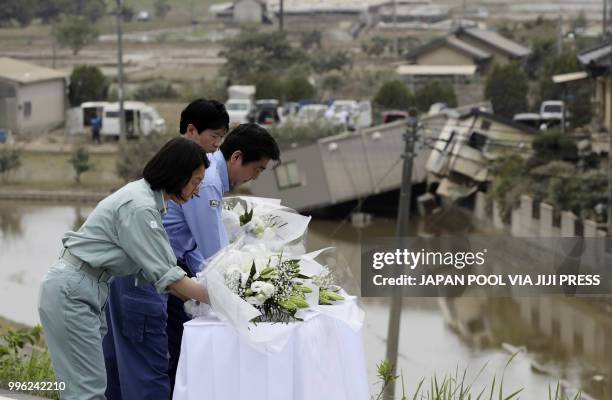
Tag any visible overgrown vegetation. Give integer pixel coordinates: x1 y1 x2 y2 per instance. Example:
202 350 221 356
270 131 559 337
0 146 22 182
0 326 58 399
69 145 94 184
489 131 604 222
373 356 582 400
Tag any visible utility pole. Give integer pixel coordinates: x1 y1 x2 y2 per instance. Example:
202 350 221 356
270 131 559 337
384 109 418 400
557 14 564 56
608 35 612 235
604 0 608 36
116 0 126 143
392 0 398 57
279 0 284 32
51 23 57 69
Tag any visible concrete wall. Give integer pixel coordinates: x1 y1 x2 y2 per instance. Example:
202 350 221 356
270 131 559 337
473 191 607 239
16 78 66 134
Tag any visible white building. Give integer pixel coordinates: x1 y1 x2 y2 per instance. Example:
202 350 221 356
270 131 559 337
0 57 69 135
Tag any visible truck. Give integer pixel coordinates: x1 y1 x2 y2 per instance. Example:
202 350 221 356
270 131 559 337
225 85 255 124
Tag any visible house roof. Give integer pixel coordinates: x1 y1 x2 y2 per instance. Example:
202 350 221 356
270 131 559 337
461 108 539 135
0 57 68 84
406 36 491 62
455 27 531 58
578 42 612 76
396 64 477 75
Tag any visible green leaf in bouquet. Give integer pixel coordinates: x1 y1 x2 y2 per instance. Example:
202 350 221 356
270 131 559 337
279 299 297 311
244 261 257 289
289 295 309 308
319 289 344 305
295 285 312 294
239 207 254 226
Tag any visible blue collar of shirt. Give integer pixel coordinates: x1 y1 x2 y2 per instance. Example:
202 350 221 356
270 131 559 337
212 151 230 193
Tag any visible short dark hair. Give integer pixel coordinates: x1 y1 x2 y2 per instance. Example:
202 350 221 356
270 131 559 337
179 98 229 134
143 137 209 197
220 123 280 164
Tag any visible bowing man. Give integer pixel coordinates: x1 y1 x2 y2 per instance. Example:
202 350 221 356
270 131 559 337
163 122 280 390
102 99 229 400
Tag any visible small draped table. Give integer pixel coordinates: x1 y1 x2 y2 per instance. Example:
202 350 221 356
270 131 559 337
172 306 369 400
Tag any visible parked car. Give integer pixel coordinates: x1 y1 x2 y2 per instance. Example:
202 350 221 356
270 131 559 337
382 110 408 124
540 100 570 122
136 10 151 22
247 99 280 126
513 113 543 130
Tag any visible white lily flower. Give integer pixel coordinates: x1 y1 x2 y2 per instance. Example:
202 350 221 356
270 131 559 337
251 281 276 298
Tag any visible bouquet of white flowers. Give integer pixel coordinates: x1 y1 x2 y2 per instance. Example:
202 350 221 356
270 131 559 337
221 196 311 250
186 198 363 352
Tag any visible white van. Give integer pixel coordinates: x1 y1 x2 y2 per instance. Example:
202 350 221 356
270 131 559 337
101 101 165 138
67 101 165 138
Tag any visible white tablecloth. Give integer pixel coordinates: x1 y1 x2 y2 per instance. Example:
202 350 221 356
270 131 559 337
173 312 369 400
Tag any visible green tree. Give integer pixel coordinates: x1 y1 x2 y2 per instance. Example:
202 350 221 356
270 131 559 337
69 146 93 184
373 80 414 111
414 80 457 112
284 75 315 101
528 129 578 168
321 71 345 93
484 63 528 118
254 73 285 100
53 16 98 55
361 36 390 57
310 50 353 73
221 27 307 82
0 146 22 182
154 0 171 19
68 65 108 107
35 0 106 24
300 29 322 51
524 38 556 80
539 52 592 127
0 0 37 27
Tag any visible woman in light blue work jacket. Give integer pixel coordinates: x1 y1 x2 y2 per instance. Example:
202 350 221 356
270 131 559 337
38 137 211 400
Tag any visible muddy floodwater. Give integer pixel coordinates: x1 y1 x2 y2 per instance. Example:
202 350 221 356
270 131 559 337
1 201 610 398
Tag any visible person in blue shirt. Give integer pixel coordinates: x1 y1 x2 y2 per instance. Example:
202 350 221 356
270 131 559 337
102 99 229 400
91 111 102 144
163 122 280 391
